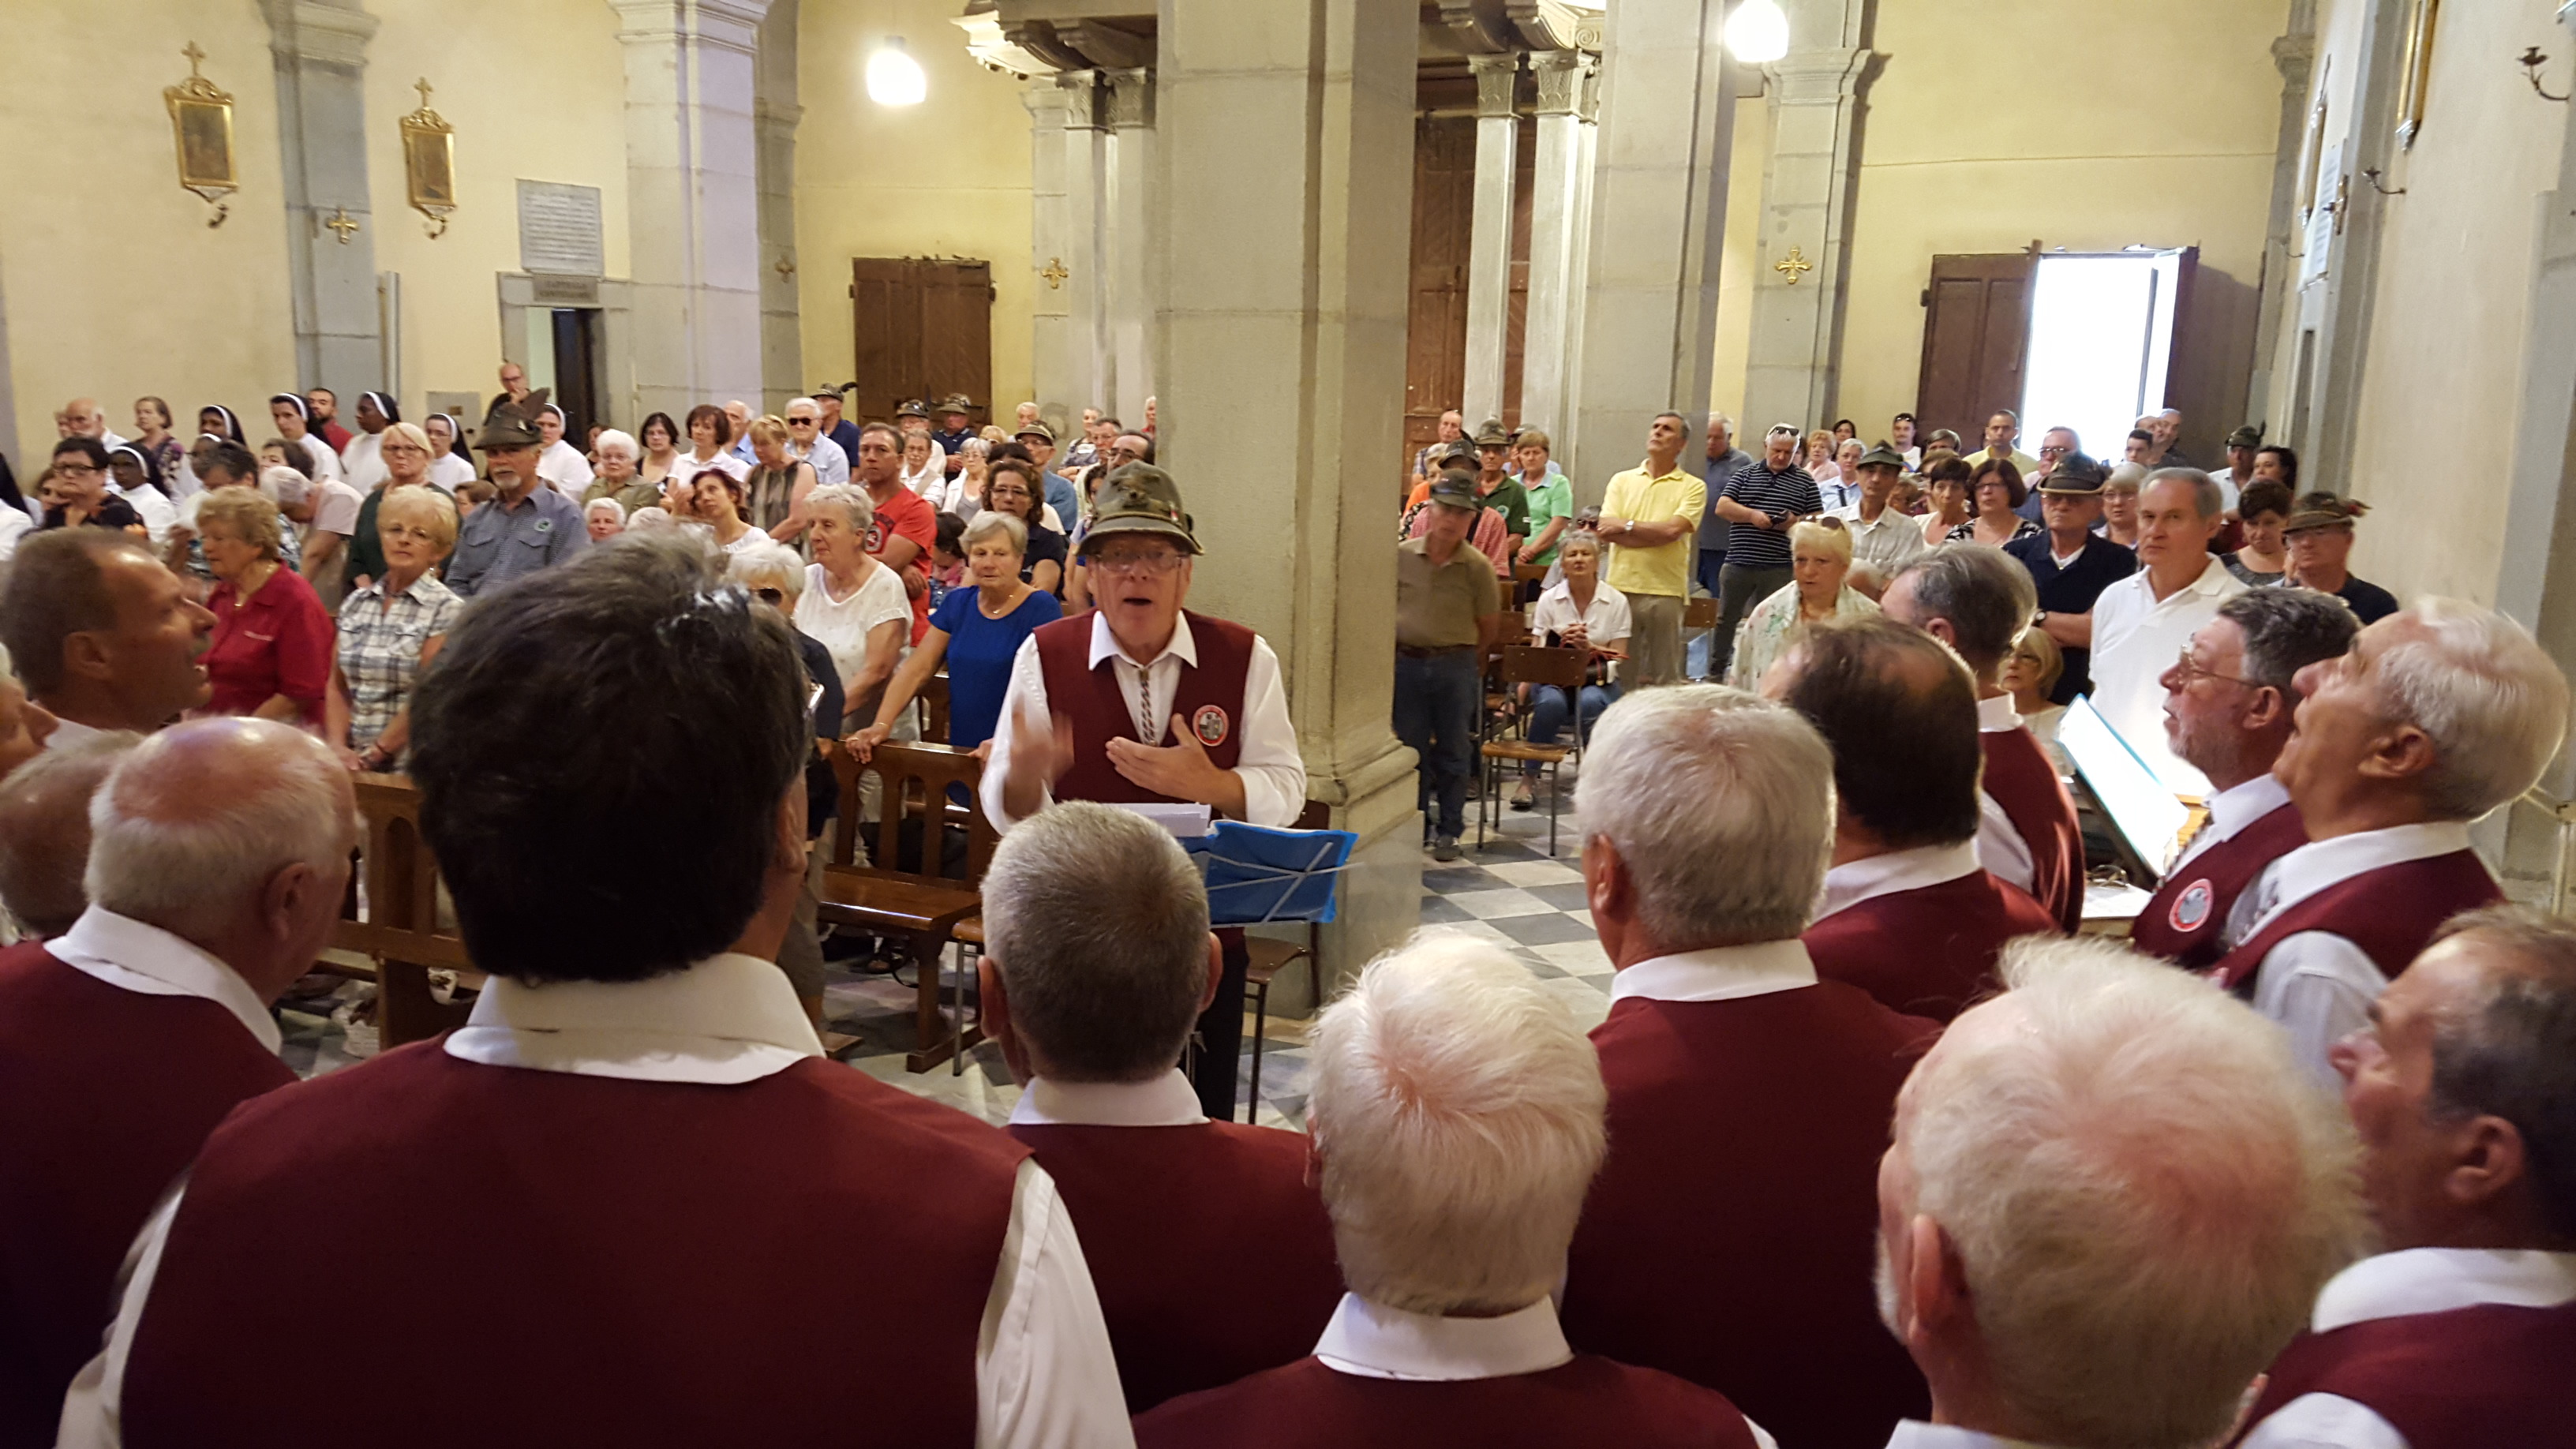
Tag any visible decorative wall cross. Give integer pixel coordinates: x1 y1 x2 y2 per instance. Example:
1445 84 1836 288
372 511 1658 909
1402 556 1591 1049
1041 256 1069 290
1773 245 1814 285
325 206 360 244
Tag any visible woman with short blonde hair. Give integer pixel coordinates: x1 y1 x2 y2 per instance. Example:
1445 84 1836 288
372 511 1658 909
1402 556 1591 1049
329 485 460 769
1726 515 1878 689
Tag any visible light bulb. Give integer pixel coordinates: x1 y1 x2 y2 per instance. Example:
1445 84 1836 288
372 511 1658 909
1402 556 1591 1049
1725 0 1790 63
867 37 927 107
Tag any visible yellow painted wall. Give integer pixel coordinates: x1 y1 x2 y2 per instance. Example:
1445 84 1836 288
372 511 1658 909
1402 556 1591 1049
1834 0 2288 460
2327 0 2566 607
795 0 1035 413
1706 95 1769 429
0 0 296 457
362 0 631 419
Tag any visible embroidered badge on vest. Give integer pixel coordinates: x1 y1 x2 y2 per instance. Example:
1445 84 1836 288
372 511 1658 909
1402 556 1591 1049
1193 704 1230 748
2169 878 2215 932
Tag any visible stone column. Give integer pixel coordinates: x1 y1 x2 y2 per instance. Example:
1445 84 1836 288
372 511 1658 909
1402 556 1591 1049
1567 0 1735 497
1462 52 1522 427
2246 1 2317 427
754 0 802 414
1059 69 1109 425
1155 0 1423 1000
260 0 382 396
1024 78 1076 416
1739 39 1872 435
1520 50 1589 438
609 0 770 425
1104 67 1158 425
2303 0 2408 488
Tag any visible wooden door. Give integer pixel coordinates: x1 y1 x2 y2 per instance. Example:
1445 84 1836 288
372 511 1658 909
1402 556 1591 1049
850 258 994 424
1915 253 2034 446
1402 116 1474 485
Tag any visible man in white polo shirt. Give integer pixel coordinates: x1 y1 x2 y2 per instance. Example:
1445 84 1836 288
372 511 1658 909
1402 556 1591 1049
2087 467 2247 794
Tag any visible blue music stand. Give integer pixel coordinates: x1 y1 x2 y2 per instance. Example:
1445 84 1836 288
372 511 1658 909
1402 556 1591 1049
1185 822 1357 1118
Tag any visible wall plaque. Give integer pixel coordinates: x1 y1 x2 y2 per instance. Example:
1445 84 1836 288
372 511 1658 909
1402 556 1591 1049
516 180 604 276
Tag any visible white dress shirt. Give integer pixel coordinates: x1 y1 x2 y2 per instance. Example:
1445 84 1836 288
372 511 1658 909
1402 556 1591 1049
1973 694 2035 894
1609 938 1818 1005
59 953 1133 1449
2224 820 2487 1084
1814 840 1984 923
982 611 1305 832
2088 556 2248 797
294 432 342 483
0 503 28 563
1526 578 1633 650
41 716 114 754
795 434 852 489
1008 1069 1208 1128
45 905 281 1053
2174 772 2293 874
1829 499 1931 578
1884 1423 2065 1449
2237 1248 2576 1449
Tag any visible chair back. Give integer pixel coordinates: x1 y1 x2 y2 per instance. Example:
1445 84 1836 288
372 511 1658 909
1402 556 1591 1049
1500 644 1590 691
1511 561 1552 585
917 670 952 744
334 775 470 971
828 742 999 886
1683 595 1720 631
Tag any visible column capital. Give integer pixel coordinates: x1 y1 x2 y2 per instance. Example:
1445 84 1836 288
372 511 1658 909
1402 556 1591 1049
1057 67 1104 129
1578 54 1603 124
607 0 772 58
1762 47 1871 106
2271 31 2316 87
260 0 378 68
1470 51 1522 121
1105 67 1155 130
1529 48 1589 118
1022 77 1073 125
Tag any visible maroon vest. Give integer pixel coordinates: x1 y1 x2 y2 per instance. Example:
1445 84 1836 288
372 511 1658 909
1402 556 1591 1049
2208 849 2501 996
1134 1354 1761 1449
120 1043 1028 1447
0 941 294 1449
1981 725 2085 932
2230 1302 2576 1449
1007 1120 1343 1413
1562 985 1939 1449
1034 609 1252 806
1801 869 2061 1023
2131 799 2307 970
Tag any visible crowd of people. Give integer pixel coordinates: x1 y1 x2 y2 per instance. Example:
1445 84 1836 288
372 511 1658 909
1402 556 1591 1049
0 373 2570 1448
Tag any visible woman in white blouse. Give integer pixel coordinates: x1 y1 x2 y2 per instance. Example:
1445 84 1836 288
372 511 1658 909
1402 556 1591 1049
1513 530 1631 811
1726 515 1878 690
792 484 913 739
534 405 593 494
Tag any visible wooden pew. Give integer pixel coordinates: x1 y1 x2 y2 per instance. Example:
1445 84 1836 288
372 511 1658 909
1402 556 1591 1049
331 775 477 1050
820 742 998 1073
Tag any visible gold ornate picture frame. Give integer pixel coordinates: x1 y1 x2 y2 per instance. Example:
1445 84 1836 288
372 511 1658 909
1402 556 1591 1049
164 43 237 227
2394 0 2439 150
402 79 457 238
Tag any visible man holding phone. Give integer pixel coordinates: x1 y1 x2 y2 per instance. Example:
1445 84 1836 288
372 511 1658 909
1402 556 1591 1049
1708 422 1820 680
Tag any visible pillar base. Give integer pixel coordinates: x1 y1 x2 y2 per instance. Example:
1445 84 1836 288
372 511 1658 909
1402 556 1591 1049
1264 736 1420 1019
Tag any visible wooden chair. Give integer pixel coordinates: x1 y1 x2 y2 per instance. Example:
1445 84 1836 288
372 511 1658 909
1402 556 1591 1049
1241 799 1333 1114
1477 646 1593 856
915 670 952 745
821 742 998 1073
1683 595 1720 632
331 776 477 1050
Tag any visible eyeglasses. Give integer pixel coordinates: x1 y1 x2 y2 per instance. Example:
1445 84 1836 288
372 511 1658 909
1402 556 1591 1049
788 417 816 427
1089 550 1185 577
751 586 786 605
2039 444 2071 459
52 462 99 477
2172 648 2263 691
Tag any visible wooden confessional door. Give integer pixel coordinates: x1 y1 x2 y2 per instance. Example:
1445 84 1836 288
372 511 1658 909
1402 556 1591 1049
850 258 994 424
1402 116 1474 485
1915 253 2034 445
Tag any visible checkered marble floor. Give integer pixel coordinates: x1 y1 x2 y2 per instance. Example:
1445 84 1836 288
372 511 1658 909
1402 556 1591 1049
275 780 1605 1136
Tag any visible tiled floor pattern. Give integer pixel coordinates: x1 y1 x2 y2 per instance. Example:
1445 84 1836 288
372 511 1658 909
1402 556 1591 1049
278 779 1607 1136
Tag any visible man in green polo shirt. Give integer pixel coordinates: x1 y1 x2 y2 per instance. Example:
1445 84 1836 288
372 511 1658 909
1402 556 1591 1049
1469 418 1529 575
1396 473 1502 861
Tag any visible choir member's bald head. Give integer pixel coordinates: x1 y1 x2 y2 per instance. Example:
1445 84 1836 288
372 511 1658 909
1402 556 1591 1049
0 732 138 938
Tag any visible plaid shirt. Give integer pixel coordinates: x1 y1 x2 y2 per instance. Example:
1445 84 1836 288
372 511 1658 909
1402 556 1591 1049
335 572 461 753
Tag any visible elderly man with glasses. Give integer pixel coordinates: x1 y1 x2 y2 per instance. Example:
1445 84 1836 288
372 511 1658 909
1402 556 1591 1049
781 397 851 489
987 463 1305 1123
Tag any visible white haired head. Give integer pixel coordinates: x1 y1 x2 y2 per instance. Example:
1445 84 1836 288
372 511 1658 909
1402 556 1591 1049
1883 936 2368 1449
2368 598 2571 821
1575 685 1835 946
1309 933 1608 1316
724 540 807 603
593 429 638 462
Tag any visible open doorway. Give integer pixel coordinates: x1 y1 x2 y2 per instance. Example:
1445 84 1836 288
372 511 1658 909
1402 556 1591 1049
2016 249 2196 461
523 306 606 440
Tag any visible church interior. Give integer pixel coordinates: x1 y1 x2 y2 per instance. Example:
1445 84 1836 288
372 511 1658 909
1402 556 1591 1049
3 0 2576 1444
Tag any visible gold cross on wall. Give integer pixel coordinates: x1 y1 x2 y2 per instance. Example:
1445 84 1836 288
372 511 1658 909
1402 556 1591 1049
775 253 796 280
414 77 434 109
325 207 360 244
182 42 207 74
1773 245 1814 285
1041 256 1069 290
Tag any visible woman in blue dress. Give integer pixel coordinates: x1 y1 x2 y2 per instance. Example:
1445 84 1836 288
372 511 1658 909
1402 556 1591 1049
851 508 1063 761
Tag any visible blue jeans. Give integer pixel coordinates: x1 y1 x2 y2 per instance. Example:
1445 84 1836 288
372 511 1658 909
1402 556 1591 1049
1697 547 1727 599
1525 682 1619 775
1395 651 1479 840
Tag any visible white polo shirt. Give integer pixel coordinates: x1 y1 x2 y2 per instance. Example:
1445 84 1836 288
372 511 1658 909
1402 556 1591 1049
2087 555 2248 796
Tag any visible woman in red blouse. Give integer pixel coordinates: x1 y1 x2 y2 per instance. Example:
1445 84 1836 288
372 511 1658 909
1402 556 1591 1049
195 488 333 725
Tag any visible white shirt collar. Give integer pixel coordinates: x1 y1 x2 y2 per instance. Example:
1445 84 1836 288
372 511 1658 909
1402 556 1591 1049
1884 1423 2066 1449
1609 939 1818 1005
42 715 113 752
47 906 281 1053
1087 610 1197 672
1976 694 2020 733
2250 820 2481 931
444 952 822 1084
2203 773 2293 845
1815 840 1983 923
1313 1294 1573 1382
1008 1070 1208 1127
2309 1248 2576 1333
2151 555 2239 607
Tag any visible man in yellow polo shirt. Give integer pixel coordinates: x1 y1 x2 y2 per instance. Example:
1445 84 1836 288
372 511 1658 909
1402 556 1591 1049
1597 411 1705 688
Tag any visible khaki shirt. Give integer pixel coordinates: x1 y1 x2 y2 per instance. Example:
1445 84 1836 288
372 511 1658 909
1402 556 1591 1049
1396 537 1500 650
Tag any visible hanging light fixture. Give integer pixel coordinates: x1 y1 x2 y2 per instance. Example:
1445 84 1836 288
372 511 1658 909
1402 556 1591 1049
867 36 927 107
1725 0 1790 63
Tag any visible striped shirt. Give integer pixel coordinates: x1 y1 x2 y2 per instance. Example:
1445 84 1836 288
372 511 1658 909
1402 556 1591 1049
1718 461 1822 570
335 572 461 754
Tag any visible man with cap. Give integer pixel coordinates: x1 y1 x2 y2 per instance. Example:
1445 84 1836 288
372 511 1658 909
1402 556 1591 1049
1402 441 1511 571
2285 492 2398 625
813 385 862 463
1467 419 1530 577
932 393 977 476
2020 425 2082 522
2004 451 2139 706
986 463 1307 1121
2218 425 2263 511
1394 472 1502 863
444 389 588 598
1013 419 1084 530
1827 441 1926 586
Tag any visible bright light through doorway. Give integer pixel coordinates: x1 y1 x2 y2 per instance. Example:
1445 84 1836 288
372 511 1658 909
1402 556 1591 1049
2019 250 2185 465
